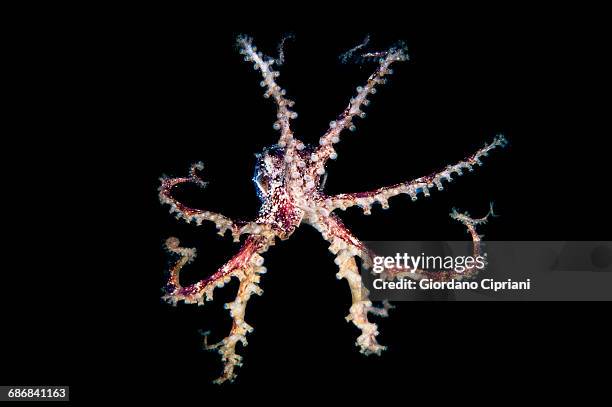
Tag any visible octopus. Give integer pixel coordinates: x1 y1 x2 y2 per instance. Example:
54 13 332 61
159 34 507 383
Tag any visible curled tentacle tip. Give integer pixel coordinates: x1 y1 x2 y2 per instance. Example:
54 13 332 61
488 201 498 217
162 282 177 295
276 33 295 66
494 134 508 147
194 180 208 188
236 34 252 45
165 236 180 250
339 34 371 64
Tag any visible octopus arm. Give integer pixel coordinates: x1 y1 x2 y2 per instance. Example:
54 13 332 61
163 234 274 384
159 161 265 241
325 135 507 214
313 40 409 168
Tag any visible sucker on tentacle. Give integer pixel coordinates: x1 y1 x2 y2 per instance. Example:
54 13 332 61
160 34 507 383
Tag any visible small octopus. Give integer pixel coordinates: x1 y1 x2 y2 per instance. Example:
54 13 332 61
159 35 507 383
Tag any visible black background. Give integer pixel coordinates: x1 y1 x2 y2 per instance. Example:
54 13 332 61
3 7 609 402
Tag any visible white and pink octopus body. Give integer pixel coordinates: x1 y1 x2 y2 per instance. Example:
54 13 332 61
160 35 507 383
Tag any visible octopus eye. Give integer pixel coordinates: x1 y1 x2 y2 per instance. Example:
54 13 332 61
256 176 269 194
253 165 270 197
